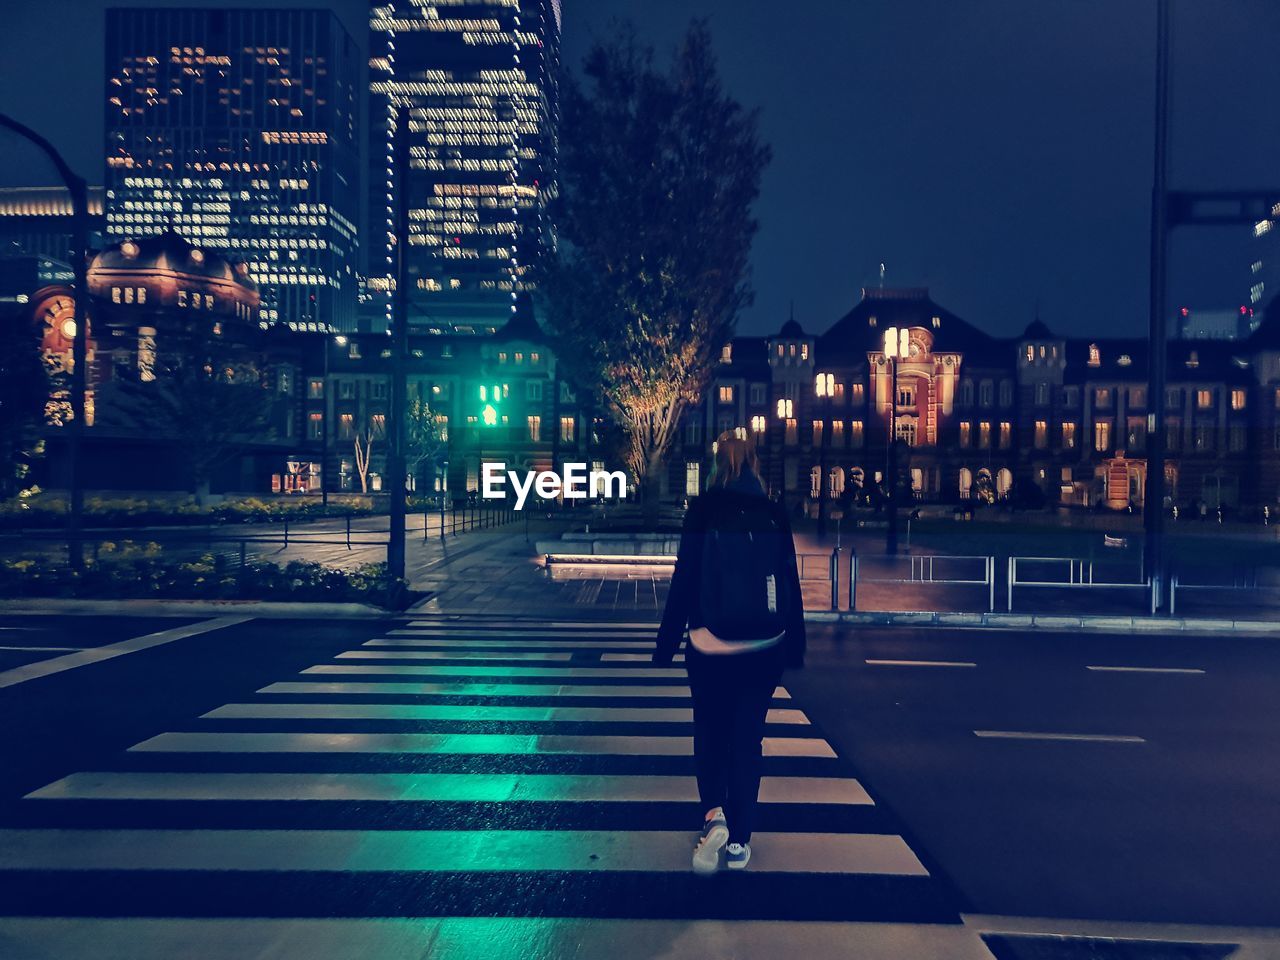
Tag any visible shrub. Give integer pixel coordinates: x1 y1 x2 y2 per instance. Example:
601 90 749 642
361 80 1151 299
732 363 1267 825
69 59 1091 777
0 554 409 608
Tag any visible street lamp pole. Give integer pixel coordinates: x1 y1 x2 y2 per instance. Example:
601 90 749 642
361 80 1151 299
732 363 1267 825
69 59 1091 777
1143 0 1171 610
322 336 338 508
386 105 410 584
0 114 89 569
815 373 831 538
885 327 907 555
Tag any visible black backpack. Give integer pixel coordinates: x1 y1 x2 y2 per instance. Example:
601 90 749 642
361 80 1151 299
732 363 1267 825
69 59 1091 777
697 495 790 641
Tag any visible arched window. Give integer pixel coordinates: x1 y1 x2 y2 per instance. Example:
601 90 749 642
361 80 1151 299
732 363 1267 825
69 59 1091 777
809 466 821 498
829 466 844 497
997 468 1013 498
959 467 973 500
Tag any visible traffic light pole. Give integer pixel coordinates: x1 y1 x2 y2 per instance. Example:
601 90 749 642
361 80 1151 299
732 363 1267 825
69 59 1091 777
386 106 410 585
1143 0 1170 610
885 355 899 555
0 114 89 569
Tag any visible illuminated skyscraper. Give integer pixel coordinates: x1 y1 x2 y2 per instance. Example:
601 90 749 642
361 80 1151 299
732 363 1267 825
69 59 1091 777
104 8 360 330
368 1 560 332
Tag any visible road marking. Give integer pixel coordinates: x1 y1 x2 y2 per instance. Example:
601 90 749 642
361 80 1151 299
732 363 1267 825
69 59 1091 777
1085 665 1205 675
258 681 792 700
865 659 977 668
0 828 919 875
27 771 871 805
129 731 837 758
0 918 995 960
601 652 684 662
303 664 687 679
0 645 85 652
367 638 656 650
974 730 1145 744
200 703 811 725
337 650 576 662
0 616 252 690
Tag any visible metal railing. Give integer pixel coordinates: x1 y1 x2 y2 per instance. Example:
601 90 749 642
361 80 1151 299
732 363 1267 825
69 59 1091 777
1168 569 1280 617
1007 556 1151 613
850 553 996 612
0 502 520 569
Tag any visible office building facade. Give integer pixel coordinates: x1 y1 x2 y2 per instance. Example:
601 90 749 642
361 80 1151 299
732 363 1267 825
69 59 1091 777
104 8 360 330
368 0 560 332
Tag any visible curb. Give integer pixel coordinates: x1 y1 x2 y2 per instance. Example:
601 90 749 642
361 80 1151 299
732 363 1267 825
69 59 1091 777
814 610 1280 636
0 599 392 619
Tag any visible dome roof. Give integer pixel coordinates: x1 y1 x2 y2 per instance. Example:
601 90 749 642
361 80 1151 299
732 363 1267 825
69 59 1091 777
1022 317 1053 339
89 230 257 292
778 316 805 337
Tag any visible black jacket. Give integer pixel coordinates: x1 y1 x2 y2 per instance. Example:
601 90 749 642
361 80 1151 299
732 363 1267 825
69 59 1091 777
654 486 806 668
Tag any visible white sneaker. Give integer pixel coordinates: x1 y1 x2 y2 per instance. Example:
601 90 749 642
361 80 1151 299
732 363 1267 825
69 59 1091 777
692 817 729 876
725 842 751 870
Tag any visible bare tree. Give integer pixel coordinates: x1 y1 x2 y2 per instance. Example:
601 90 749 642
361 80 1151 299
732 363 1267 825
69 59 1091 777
353 427 376 495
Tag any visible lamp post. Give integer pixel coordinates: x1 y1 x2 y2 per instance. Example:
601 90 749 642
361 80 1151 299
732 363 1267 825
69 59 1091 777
386 105 410 585
776 396 793 507
0 114 89 568
884 326 909 555
322 334 348 508
815 372 833 537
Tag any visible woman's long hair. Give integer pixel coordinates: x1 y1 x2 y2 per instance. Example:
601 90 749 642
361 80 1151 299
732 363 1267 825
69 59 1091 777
707 430 760 489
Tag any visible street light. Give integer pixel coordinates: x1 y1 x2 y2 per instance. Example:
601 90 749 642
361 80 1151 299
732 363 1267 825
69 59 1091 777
0 113 90 568
321 334 348 508
815 372 835 537
884 326 910 555
776 396 793 505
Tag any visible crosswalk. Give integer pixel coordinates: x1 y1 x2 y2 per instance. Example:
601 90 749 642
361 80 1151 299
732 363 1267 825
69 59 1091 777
0 616 992 959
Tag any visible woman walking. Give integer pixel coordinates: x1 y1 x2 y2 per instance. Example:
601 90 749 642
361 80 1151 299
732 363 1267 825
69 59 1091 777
654 432 806 875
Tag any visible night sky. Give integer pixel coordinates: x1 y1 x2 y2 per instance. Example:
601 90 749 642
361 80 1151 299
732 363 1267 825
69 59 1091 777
1 0 1277 338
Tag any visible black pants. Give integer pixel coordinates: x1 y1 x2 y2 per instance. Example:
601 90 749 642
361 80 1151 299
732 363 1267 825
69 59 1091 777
685 642 785 845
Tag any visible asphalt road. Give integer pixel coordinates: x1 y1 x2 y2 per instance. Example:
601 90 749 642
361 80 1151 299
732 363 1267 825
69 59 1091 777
790 624 1280 927
0 612 1277 957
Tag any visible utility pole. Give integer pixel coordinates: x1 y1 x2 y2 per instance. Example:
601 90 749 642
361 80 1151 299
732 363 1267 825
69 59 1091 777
1143 0 1171 610
0 115 89 569
386 105 410 584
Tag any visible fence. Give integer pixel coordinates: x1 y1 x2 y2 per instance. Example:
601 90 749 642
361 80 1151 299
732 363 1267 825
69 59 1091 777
1006 556 1151 613
0 501 520 569
852 553 996 613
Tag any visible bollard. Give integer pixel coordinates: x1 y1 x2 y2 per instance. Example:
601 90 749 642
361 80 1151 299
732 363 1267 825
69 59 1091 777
848 551 858 612
346 514 352 550
829 546 840 611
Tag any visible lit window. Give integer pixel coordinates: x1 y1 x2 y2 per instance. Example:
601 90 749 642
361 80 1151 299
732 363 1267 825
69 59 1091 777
1088 343 1101 366
851 420 864 447
1196 389 1213 410
719 385 734 404
1095 388 1112 408
1094 421 1111 452
1034 420 1048 449
812 420 823 445
1061 422 1076 449
978 421 991 449
1231 388 1247 411
721 344 732 364
999 422 1012 449
307 412 323 440
137 287 146 304
560 416 576 443
339 413 354 439
751 415 766 434
800 343 809 361
959 422 971 448
112 287 121 303
308 379 324 399
527 415 541 441
685 461 701 497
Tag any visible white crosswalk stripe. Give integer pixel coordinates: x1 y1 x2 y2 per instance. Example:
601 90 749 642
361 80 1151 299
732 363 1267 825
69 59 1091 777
4 615 962 959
